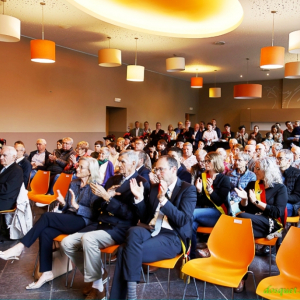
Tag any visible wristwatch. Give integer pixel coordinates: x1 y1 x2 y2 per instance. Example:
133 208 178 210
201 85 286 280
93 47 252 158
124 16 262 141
255 200 259 205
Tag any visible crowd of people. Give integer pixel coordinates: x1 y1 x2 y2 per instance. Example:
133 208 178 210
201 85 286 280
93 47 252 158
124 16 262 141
0 118 300 299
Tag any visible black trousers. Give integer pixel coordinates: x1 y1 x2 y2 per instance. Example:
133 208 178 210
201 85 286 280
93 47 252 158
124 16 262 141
238 213 280 238
21 212 85 272
110 226 181 300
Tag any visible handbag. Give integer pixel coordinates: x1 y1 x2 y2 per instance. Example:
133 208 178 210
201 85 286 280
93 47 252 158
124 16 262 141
34 247 73 281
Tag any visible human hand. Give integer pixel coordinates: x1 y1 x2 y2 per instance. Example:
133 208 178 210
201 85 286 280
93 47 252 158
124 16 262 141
195 177 202 193
206 178 214 192
31 162 37 169
49 154 56 162
90 183 111 201
234 187 247 199
157 180 168 202
149 172 159 185
107 185 121 198
56 189 66 206
248 189 257 204
69 154 77 164
130 179 144 200
69 189 79 210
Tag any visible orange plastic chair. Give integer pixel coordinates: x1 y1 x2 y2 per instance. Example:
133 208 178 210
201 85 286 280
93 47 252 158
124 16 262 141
181 215 257 300
30 173 73 210
197 226 213 234
143 254 183 299
286 216 299 227
27 170 50 199
256 226 300 299
255 237 278 276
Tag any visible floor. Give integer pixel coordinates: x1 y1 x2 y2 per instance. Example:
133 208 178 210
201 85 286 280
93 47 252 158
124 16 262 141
0 207 296 300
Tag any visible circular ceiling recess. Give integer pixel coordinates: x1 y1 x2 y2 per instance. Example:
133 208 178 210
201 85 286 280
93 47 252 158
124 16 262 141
66 0 244 38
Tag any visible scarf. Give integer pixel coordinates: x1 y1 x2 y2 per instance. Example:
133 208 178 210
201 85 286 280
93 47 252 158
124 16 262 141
98 159 108 166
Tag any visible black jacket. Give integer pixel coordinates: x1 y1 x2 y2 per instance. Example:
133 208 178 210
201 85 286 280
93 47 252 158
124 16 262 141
177 164 191 183
137 165 151 183
17 157 32 187
136 178 197 249
0 162 23 210
28 150 51 170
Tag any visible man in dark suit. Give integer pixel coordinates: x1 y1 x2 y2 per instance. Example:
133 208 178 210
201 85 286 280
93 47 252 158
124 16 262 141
190 123 201 149
110 155 197 300
129 121 144 138
150 122 165 146
136 150 151 183
61 150 150 300
168 147 191 183
14 142 32 187
0 146 23 211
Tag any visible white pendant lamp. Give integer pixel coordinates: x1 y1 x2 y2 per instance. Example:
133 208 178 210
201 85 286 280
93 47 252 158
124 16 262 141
126 38 144 82
289 30 300 54
98 37 121 67
0 0 20 42
234 58 262 99
260 11 285 69
191 69 203 88
209 70 221 98
166 56 185 72
31 2 55 63
285 31 300 78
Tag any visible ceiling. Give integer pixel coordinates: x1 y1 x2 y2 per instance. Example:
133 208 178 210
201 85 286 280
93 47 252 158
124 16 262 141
2 0 300 84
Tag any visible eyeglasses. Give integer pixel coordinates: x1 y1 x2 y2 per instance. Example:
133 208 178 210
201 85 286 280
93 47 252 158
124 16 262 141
153 167 170 174
255 167 261 171
233 159 245 162
76 147 84 151
199 160 205 164
276 157 285 161
204 159 211 164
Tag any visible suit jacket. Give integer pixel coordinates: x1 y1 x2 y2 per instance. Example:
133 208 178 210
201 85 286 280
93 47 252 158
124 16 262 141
0 162 23 210
177 164 191 183
17 157 32 187
190 130 201 146
136 178 197 249
150 129 165 146
27 149 51 171
137 165 151 183
82 171 150 244
130 128 144 138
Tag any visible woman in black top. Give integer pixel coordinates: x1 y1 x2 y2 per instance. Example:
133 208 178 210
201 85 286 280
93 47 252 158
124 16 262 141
191 152 231 258
250 125 262 143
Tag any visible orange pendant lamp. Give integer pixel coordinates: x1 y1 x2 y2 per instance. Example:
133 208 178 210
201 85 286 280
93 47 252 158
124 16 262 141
234 58 262 99
98 37 122 67
260 11 284 69
31 2 55 63
126 38 144 82
191 69 203 88
209 70 221 98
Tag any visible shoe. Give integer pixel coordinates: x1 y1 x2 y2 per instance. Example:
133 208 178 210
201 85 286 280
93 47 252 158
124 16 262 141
234 280 245 293
0 243 24 260
36 203 48 207
26 277 54 290
266 230 282 240
106 254 117 264
255 245 269 256
85 288 106 300
142 265 159 274
82 282 93 296
196 248 211 258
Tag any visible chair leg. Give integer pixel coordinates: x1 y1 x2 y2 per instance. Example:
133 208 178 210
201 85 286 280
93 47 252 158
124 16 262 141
147 265 150 284
32 252 39 277
141 266 146 283
182 276 189 300
193 277 199 299
65 257 70 287
203 281 206 300
70 266 77 288
167 268 170 300
269 246 272 276
232 288 234 300
247 270 258 300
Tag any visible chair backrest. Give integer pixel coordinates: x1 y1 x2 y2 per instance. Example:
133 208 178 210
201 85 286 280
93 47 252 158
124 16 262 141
29 171 50 195
276 226 300 280
52 173 73 198
207 215 255 268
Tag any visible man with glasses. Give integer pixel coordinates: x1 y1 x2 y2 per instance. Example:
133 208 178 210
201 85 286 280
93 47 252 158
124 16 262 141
276 149 300 217
110 155 197 300
255 143 266 159
62 151 150 300
191 149 207 185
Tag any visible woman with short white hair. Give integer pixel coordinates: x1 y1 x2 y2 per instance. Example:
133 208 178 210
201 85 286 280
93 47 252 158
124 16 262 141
291 144 300 169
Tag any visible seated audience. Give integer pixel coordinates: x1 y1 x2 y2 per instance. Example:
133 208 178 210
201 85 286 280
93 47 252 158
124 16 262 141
197 140 205 151
256 143 266 159
271 124 282 143
116 137 125 153
176 136 184 149
182 142 197 172
228 143 244 166
123 133 132 150
276 149 300 217
190 123 201 149
235 125 248 147
227 153 256 215
28 139 51 178
110 156 196 300
250 125 262 143
235 157 288 291
245 144 257 172
56 139 63 150
292 120 300 137
174 121 183 135
168 147 192 183
262 140 272 156
130 121 143 138
0 157 100 290
14 142 32 187
97 147 114 186
0 146 23 211
291 144 300 169
216 148 230 174
135 150 151 182
211 119 221 139
264 132 274 147
177 120 192 143
247 139 257 146
282 121 295 149
271 143 283 157
103 135 115 147
221 123 235 142
143 121 152 135
198 121 206 140
107 143 120 170
202 122 218 150
149 139 167 166
191 152 231 258
134 138 151 170
225 138 238 160
275 122 284 134
150 122 164 146
90 141 103 159
62 151 150 300
191 149 207 185
166 124 177 141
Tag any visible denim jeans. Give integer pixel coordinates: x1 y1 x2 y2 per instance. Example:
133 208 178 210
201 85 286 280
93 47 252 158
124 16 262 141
191 207 221 258
287 203 293 217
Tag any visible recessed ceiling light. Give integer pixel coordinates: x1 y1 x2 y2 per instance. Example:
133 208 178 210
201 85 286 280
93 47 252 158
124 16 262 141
267 73 269 76
240 75 243 77
214 41 225 45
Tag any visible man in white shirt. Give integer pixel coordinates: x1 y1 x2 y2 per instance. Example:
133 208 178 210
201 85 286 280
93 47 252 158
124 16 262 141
182 142 197 172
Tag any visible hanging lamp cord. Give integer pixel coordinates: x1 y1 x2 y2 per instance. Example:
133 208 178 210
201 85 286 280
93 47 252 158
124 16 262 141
41 2 45 40
134 38 138 65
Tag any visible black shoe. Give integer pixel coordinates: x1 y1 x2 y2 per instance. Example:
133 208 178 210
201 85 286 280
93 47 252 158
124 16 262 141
234 280 245 293
255 245 269 256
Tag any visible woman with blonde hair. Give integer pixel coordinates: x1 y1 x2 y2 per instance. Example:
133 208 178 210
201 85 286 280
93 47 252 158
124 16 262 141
191 152 231 258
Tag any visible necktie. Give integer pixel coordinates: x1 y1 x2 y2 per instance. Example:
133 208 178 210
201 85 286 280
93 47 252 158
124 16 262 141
0 167 6 174
151 189 170 237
